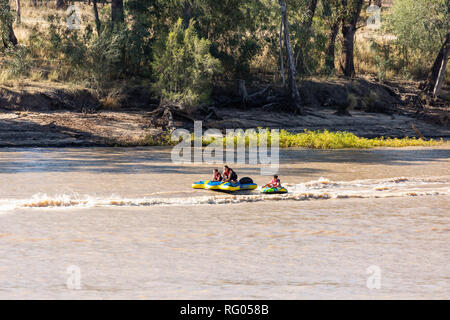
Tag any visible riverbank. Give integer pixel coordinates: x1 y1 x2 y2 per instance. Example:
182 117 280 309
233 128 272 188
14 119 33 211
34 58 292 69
0 79 449 148
1 109 447 148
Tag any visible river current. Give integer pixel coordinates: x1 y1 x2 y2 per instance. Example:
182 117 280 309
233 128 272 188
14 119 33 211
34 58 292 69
0 147 448 299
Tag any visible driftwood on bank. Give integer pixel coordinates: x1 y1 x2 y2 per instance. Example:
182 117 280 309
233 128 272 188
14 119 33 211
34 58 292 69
146 101 223 131
218 81 303 114
146 103 196 131
220 83 272 109
145 83 302 131
412 121 427 140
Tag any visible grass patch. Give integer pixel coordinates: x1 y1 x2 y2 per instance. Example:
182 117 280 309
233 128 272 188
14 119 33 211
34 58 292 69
277 130 443 149
137 129 444 149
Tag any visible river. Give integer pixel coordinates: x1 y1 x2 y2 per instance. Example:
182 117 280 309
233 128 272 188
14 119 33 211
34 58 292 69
0 147 449 299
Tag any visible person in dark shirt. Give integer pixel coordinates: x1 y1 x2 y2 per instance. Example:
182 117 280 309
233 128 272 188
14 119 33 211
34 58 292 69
222 165 238 184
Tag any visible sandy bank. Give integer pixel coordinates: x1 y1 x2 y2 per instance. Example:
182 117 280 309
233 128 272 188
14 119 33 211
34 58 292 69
0 80 448 147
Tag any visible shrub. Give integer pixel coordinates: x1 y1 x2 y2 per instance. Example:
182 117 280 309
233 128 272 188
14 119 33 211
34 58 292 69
0 0 15 49
152 19 221 109
0 45 31 78
138 129 444 149
383 0 449 79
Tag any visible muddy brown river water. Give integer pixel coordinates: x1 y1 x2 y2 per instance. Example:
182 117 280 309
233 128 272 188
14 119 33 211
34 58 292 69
0 147 449 299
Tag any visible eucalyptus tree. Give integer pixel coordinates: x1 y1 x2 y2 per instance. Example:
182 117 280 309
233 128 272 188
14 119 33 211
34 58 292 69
111 0 124 24
293 0 319 75
322 0 343 72
0 0 17 48
56 0 66 9
384 0 449 89
92 0 101 35
16 0 21 24
279 0 303 113
162 0 268 79
339 0 364 77
429 32 449 96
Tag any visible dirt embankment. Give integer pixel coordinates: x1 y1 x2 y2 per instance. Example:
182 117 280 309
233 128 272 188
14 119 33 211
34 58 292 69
0 79 448 147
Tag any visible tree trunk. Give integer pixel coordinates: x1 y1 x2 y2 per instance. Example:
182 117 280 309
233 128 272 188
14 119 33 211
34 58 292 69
339 0 364 77
5 24 18 47
340 25 356 77
237 79 249 105
322 0 340 72
182 0 193 28
426 32 450 93
433 51 449 97
296 0 318 75
279 0 303 114
368 0 382 6
56 0 66 9
93 0 101 35
2 1 18 48
325 20 340 71
279 21 285 86
111 0 124 24
16 0 21 24
303 0 318 32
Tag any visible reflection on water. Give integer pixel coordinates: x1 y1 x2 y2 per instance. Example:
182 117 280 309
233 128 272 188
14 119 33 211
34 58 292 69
0 147 449 299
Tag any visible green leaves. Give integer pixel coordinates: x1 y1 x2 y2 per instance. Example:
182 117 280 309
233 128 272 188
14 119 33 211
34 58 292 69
0 0 15 46
384 0 449 60
152 18 221 108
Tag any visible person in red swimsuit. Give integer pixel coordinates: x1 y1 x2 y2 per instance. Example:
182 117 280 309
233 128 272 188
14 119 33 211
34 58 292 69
222 165 238 183
211 169 222 182
264 175 281 188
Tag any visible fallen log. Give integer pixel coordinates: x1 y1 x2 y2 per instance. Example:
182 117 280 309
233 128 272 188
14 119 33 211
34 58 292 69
146 103 198 131
223 82 274 109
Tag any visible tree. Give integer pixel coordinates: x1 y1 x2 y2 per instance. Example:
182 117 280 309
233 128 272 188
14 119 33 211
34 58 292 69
279 0 303 114
56 0 66 10
163 0 265 80
92 0 101 35
111 0 124 24
339 0 364 77
0 0 17 48
427 32 450 96
152 19 221 109
16 0 21 24
303 0 318 32
323 0 342 72
296 0 319 75
370 0 382 7
325 21 340 72
181 0 193 27
384 0 449 78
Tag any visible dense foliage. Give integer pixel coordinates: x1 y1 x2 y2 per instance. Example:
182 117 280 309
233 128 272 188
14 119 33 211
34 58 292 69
0 0 448 101
0 0 15 44
141 129 443 148
383 0 449 78
152 18 220 107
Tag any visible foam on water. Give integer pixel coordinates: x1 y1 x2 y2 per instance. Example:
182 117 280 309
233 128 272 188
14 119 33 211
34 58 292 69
0 176 448 212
